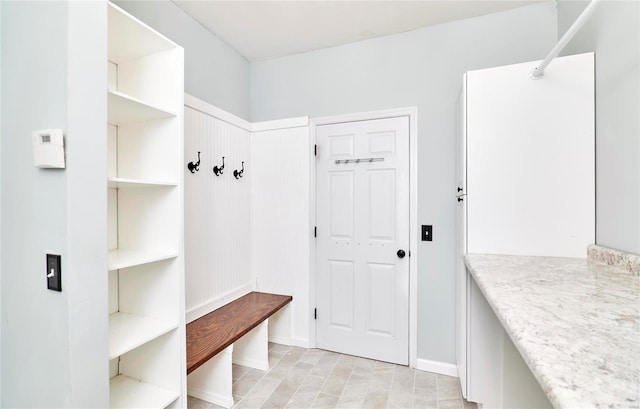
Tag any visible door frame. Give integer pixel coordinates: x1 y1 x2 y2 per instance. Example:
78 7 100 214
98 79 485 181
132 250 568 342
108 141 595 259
309 107 418 367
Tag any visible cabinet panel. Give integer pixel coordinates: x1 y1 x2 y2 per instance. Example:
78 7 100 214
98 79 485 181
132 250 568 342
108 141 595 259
468 271 503 407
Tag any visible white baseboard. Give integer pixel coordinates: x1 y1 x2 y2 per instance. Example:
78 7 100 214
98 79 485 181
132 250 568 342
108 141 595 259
291 336 310 349
268 335 292 346
186 282 254 323
187 388 234 409
415 358 458 377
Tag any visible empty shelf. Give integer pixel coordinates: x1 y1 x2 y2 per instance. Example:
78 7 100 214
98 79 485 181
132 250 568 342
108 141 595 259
108 250 177 271
108 90 176 125
110 375 179 409
108 3 177 63
108 178 178 189
109 312 177 360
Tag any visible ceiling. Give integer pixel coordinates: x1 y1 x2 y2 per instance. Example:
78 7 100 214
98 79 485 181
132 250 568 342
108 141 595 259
173 0 547 62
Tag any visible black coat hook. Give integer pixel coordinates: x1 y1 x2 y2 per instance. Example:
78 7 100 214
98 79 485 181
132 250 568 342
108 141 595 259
213 156 225 176
234 161 245 179
187 151 201 173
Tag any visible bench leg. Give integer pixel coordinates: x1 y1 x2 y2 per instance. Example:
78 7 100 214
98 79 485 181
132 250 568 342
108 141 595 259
187 345 234 408
233 319 270 371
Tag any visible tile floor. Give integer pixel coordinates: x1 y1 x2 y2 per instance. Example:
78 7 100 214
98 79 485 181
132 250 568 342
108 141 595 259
188 343 477 409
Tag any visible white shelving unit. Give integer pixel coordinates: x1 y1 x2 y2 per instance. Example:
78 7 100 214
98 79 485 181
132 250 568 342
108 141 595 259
108 250 178 271
107 3 185 408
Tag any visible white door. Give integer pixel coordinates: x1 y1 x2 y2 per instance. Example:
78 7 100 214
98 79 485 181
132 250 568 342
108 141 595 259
316 116 409 365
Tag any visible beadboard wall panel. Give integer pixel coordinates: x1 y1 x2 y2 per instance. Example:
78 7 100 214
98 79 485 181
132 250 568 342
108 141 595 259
250 126 311 345
184 106 251 322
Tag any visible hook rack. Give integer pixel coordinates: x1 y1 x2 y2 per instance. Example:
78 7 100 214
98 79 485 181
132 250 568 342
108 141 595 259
334 157 384 164
187 151 201 173
234 161 245 179
213 156 225 176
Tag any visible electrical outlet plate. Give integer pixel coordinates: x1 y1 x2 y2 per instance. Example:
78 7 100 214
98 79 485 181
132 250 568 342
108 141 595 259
46 254 62 292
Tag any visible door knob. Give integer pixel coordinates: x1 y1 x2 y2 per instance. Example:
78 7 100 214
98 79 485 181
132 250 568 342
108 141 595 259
397 249 406 258
457 197 464 202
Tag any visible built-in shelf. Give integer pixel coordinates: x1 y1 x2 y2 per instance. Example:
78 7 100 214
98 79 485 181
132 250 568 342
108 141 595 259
108 250 178 271
108 90 176 125
108 178 178 189
107 2 185 404
110 375 179 409
108 3 176 64
109 312 177 360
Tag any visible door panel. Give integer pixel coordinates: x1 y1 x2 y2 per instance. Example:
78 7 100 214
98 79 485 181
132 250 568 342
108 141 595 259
366 262 395 336
368 170 396 240
329 171 354 239
316 116 409 365
328 260 354 330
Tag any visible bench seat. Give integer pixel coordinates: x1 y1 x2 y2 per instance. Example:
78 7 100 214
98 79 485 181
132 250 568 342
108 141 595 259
186 291 292 374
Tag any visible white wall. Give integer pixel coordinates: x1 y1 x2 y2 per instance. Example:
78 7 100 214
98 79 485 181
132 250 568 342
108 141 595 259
558 0 640 255
1 2 108 406
184 104 252 322
250 124 311 346
0 2 3 403
114 0 251 120
250 3 557 365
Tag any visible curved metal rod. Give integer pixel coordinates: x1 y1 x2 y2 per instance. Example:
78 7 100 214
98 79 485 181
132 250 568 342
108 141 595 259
531 0 602 79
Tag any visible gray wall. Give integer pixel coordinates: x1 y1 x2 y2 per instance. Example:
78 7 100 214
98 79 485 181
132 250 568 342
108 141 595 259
0 3 2 402
115 0 251 120
1 2 108 406
559 0 640 255
1 2 71 406
251 3 557 364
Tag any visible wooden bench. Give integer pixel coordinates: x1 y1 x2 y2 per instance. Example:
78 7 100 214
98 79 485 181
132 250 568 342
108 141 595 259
186 291 292 407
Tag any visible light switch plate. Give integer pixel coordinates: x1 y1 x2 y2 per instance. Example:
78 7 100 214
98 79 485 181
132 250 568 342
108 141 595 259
422 225 433 241
46 254 62 292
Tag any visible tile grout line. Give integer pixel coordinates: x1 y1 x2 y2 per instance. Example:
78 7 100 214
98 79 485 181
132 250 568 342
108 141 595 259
283 349 322 408
435 374 440 409
284 349 326 409
309 351 342 408
234 345 288 408
411 367 417 409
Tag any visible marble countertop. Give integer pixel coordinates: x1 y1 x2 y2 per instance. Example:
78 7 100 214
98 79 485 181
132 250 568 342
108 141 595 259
464 253 640 408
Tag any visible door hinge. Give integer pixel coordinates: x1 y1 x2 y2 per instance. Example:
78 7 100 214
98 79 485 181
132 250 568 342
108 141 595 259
314 308 317 320
314 144 317 156
314 226 317 238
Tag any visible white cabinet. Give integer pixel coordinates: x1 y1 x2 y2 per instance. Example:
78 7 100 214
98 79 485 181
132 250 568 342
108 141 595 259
465 53 595 258
467 270 552 409
457 53 595 400
107 3 185 408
